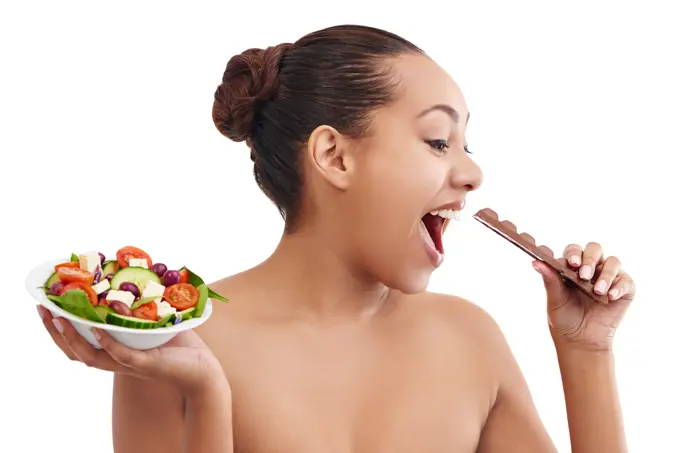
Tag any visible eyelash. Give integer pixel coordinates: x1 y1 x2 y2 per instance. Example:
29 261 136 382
424 139 472 155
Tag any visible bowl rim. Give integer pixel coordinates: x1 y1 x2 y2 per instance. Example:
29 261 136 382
26 257 213 334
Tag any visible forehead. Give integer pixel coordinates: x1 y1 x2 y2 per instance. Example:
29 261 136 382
389 54 468 118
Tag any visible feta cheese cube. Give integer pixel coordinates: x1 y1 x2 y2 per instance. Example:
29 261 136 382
79 251 101 274
91 279 110 295
128 258 148 268
106 289 135 307
157 301 177 318
141 280 166 303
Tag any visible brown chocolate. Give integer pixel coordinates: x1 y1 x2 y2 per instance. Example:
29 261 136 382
472 208 609 304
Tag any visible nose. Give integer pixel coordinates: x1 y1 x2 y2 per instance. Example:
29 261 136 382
449 152 483 192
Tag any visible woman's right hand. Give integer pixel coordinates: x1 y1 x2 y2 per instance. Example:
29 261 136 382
37 305 227 397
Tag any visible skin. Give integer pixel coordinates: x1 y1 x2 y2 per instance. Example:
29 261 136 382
37 53 636 453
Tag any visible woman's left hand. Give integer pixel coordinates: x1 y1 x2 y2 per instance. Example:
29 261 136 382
531 241 636 351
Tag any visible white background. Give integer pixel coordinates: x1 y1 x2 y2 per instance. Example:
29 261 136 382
1 1 678 451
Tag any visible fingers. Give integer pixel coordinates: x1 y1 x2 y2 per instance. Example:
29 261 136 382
53 316 125 372
608 272 636 301
563 242 603 280
93 329 151 372
592 256 622 296
561 241 635 303
38 306 78 361
563 244 583 267
580 242 604 280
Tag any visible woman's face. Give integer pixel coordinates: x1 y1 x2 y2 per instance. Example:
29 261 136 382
307 54 483 294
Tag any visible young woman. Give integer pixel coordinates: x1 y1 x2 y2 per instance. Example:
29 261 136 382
38 25 636 453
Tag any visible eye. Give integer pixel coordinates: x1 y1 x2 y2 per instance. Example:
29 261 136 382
464 144 472 154
424 139 449 154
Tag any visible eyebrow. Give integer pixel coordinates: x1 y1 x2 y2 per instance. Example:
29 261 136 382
417 104 470 124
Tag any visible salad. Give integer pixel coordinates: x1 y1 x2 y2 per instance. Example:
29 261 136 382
41 246 228 329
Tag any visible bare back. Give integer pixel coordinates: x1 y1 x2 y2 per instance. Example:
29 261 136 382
113 269 553 453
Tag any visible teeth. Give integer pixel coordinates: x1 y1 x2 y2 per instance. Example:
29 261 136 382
429 209 461 220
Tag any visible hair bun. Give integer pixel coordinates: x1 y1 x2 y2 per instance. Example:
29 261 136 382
212 43 292 144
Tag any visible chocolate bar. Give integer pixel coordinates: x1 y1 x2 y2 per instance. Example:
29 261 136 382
472 208 609 304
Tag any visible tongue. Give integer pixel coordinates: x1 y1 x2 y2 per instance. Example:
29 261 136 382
422 213 444 254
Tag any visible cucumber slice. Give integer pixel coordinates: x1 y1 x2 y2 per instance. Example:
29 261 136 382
157 313 174 325
193 284 209 318
110 267 161 292
45 271 60 289
101 261 120 277
107 312 158 329
173 307 196 323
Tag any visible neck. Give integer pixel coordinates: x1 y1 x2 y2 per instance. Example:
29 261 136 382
256 226 392 322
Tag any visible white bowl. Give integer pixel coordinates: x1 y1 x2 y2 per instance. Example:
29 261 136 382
26 258 213 350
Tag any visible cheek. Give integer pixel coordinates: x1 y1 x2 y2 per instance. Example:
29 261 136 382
359 152 444 216
348 152 444 244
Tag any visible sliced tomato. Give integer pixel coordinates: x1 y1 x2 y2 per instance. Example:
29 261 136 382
116 246 153 268
57 267 95 285
163 283 199 311
179 268 189 284
55 261 79 271
62 282 99 306
132 301 158 321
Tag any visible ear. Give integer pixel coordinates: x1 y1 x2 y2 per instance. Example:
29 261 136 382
306 124 355 190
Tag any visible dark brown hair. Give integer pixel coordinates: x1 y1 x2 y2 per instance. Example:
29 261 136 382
212 25 423 231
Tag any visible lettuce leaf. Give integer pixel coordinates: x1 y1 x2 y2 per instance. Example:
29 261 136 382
130 296 160 310
48 290 106 323
180 266 229 302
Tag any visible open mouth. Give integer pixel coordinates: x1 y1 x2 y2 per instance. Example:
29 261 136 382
419 207 461 262
422 213 445 255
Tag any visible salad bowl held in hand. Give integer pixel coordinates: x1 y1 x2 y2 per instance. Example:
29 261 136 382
26 246 228 350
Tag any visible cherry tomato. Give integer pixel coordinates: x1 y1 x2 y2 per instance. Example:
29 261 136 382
55 261 79 271
179 268 189 284
163 283 199 311
57 267 95 285
62 282 98 306
132 301 158 321
116 246 153 268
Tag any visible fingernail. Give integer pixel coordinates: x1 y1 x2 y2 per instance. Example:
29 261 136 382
609 288 619 299
580 265 593 279
569 255 581 266
52 319 64 334
594 280 608 294
37 305 45 319
92 328 101 340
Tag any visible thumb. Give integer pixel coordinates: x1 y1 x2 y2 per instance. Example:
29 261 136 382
531 260 569 304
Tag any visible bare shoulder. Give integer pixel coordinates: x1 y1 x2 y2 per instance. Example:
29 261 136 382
194 270 259 328
412 293 556 452
191 269 270 361
404 291 510 353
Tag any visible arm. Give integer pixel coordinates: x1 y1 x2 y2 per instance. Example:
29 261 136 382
112 373 184 453
555 345 626 452
475 318 558 453
182 376 234 453
113 373 234 453
475 318 626 452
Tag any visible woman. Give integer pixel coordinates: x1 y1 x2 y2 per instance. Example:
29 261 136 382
38 25 635 452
